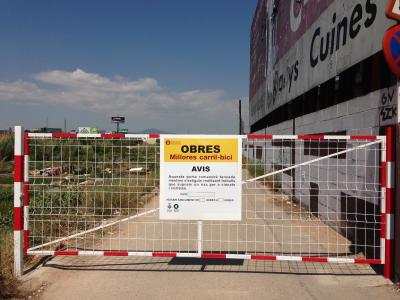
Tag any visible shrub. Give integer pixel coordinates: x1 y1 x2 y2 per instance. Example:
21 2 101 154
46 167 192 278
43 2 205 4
0 188 13 231
0 230 20 299
0 134 13 162
0 187 19 299
244 158 282 192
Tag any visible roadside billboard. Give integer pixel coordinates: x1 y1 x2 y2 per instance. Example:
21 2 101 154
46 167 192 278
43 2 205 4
78 127 99 134
250 0 395 126
111 116 125 123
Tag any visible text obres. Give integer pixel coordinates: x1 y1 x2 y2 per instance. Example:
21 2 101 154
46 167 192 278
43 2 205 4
164 138 239 163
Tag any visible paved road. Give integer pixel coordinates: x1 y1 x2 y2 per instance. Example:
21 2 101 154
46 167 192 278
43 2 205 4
22 171 398 299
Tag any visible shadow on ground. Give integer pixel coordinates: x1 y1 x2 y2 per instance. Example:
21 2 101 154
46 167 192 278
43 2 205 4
26 255 383 277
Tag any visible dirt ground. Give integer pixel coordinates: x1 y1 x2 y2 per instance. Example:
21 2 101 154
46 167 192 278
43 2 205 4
20 170 399 299
20 257 398 300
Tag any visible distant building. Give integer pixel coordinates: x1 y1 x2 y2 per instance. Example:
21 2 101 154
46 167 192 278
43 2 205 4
0 127 12 135
28 127 62 133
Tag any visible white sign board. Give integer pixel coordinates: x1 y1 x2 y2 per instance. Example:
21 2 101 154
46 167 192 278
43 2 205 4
78 127 91 134
78 127 99 134
160 135 242 221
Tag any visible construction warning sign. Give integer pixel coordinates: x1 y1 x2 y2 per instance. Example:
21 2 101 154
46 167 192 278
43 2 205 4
160 136 242 221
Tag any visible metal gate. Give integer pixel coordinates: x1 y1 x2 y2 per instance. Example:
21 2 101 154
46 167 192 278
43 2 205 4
13 127 394 278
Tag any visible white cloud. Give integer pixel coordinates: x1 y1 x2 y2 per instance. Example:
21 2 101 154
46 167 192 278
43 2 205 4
33 69 159 92
0 69 238 124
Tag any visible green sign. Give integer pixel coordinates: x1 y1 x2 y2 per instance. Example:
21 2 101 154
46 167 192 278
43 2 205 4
119 128 129 133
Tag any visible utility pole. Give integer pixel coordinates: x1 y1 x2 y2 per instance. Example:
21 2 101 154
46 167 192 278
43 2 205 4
239 99 243 135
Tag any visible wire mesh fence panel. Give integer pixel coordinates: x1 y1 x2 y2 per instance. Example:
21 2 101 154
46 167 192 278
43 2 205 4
25 133 386 264
27 135 166 254
241 136 384 262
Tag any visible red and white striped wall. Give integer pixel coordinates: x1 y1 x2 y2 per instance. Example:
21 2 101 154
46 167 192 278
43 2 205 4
26 250 381 265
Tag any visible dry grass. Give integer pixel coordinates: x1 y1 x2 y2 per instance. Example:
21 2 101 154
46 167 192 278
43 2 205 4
0 230 21 299
0 135 23 298
0 134 13 164
243 157 282 192
29 176 159 251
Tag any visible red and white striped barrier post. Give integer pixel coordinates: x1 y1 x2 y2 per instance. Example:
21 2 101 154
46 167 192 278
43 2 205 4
384 127 395 280
23 132 29 254
13 126 24 277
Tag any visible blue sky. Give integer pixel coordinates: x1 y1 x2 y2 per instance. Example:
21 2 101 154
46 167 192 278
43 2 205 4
0 0 255 133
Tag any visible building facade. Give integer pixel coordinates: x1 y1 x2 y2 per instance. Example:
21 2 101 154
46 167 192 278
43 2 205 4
250 0 397 137
249 0 399 266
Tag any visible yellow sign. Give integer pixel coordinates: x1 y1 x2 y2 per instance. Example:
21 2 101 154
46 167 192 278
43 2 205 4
163 138 239 163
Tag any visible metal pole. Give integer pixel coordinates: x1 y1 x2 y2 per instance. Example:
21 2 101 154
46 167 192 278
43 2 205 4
197 221 203 255
23 132 30 254
393 78 400 282
385 126 395 280
239 99 242 135
14 126 24 277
